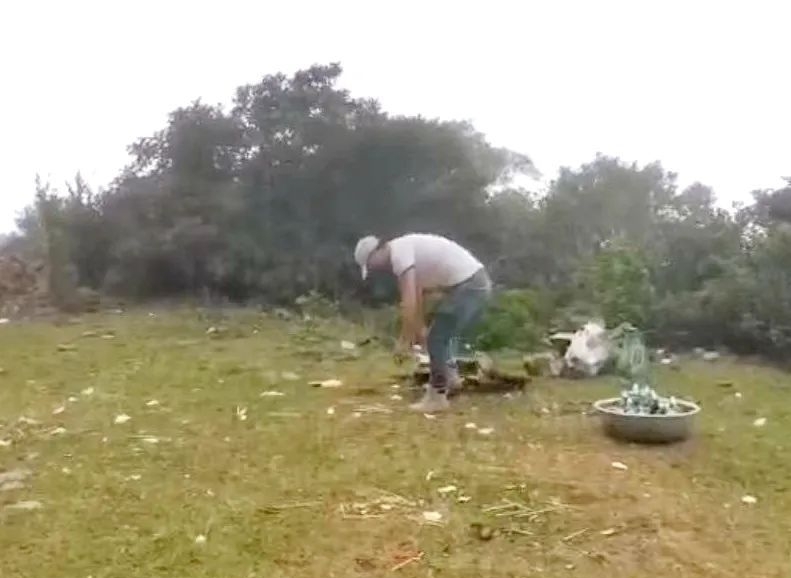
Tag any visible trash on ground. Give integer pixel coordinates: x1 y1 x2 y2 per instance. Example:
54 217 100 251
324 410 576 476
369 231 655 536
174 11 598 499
17 416 39 426
457 495 472 503
0 468 33 491
390 394 403 401
194 534 207 545
5 500 43 511
340 340 357 351
422 511 443 524
260 391 286 397
67 396 78 402
354 404 392 415
464 422 478 430
1 480 26 492
611 461 629 471
52 406 65 415
50 427 67 436
81 387 95 396
0 439 11 448
564 321 611 377
145 399 160 407
235 406 248 421
390 551 424 572
753 417 767 427
741 495 758 505
310 378 343 388
57 343 77 352
437 485 458 495
114 414 131 425
702 351 721 362
326 406 335 415
600 527 619 536
141 436 160 444
477 427 495 436
423 413 436 420
734 392 743 399
281 371 300 381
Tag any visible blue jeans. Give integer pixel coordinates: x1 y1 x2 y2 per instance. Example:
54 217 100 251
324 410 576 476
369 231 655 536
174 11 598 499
427 268 492 392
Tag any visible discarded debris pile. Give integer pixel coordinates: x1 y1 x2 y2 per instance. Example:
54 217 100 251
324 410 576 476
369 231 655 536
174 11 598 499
0 255 48 318
410 345 529 393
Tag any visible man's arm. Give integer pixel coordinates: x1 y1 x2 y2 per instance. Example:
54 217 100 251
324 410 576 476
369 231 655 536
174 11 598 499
398 267 421 345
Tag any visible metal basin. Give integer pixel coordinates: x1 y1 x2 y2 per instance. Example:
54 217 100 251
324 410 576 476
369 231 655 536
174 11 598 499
592 397 701 444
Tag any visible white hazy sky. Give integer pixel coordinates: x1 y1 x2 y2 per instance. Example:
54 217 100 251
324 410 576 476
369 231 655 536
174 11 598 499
1 0 788 232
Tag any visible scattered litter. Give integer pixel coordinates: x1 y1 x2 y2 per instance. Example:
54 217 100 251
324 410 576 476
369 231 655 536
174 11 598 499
353 404 393 415
437 485 458 495
391 384 401 390
660 357 674 365
734 392 743 399
423 413 437 420
145 399 160 407
5 500 42 511
422 511 443 524
0 469 31 490
101 437 109 443
81 387 95 396
0 318 9 324
260 391 286 397
390 551 424 572
235 406 248 421
702 351 721 362
17 416 39 425
477 427 495 436
352 412 362 418
390 394 403 401
340 340 357 351
67 396 78 403
127 474 142 481
611 461 629 471
741 495 757 505
114 414 131 425
57 343 77 352
50 427 67 436
0 439 11 448
142 436 160 445
326 407 336 416
281 371 300 381
753 417 767 428
52 406 65 415
425 470 435 481
194 534 207 545
600 527 618 536
1 480 26 492
61 467 72 474
464 422 478 430
267 412 302 418
206 489 215 497
310 379 343 388
457 495 472 503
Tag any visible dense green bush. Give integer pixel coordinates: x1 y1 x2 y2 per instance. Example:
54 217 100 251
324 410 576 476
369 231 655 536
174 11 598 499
472 289 553 352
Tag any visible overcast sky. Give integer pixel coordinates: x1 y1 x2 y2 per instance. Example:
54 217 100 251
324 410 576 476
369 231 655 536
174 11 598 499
1 0 788 232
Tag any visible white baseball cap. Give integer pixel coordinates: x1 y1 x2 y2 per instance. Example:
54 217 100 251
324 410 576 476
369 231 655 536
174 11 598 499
354 235 380 280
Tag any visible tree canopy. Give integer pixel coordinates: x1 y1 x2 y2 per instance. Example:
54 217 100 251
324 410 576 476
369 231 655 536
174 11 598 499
8 63 791 357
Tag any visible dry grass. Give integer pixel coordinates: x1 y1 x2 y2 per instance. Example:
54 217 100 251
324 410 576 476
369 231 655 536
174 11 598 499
1 308 790 577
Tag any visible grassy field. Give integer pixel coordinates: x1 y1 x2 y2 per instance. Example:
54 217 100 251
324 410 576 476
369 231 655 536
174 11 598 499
1 309 790 577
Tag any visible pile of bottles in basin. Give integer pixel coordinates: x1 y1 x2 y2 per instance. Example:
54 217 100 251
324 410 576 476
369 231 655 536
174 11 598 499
619 383 682 415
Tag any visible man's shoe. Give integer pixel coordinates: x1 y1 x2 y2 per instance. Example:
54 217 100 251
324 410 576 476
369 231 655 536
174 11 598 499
409 389 450 413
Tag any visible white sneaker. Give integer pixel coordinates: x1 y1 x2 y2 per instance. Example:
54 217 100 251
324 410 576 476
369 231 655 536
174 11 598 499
409 388 450 413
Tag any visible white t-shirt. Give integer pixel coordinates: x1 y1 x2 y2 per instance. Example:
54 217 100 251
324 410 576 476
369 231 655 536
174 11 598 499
388 234 484 289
